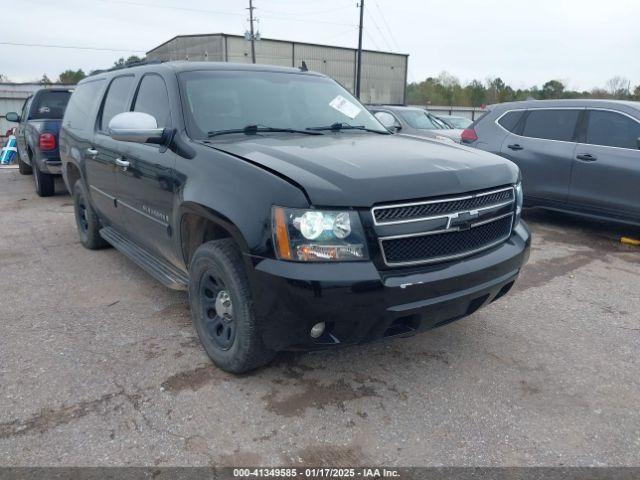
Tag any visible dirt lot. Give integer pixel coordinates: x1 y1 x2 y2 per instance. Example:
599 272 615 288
1 168 639 467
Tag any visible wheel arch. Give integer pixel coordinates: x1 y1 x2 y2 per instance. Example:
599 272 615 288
178 202 252 267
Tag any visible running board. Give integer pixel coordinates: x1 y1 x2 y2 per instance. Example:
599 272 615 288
99 227 189 291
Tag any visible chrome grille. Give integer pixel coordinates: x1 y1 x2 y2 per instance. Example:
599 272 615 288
372 186 514 225
374 186 516 267
380 214 513 266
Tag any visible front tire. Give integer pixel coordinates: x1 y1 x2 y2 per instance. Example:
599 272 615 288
33 161 55 197
73 179 108 250
189 239 275 374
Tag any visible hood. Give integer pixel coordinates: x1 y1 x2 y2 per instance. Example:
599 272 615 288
206 133 519 207
433 128 464 142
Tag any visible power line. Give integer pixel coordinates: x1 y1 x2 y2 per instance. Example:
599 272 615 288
97 0 356 27
364 9 393 52
0 41 145 53
374 0 401 51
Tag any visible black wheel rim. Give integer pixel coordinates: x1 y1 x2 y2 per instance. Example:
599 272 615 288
76 193 89 233
200 271 236 350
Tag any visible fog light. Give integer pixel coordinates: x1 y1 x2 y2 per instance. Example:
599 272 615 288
310 322 325 339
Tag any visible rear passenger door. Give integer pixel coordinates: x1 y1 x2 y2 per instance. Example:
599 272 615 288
114 73 178 263
570 109 640 219
89 75 136 230
499 108 581 205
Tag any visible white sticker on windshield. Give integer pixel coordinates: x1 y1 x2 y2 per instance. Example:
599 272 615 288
329 95 361 119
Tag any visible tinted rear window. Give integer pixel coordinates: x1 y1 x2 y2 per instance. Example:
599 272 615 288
586 110 640 149
497 110 524 133
521 109 580 142
29 91 71 120
63 80 105 132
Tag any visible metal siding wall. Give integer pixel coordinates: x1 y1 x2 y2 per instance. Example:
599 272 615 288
360 51 407 105
147 35 408 104
293 44 355 92
226 37 291 66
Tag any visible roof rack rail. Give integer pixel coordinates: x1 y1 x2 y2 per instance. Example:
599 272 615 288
88 59 164 77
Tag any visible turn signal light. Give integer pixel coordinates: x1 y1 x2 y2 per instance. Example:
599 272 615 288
39 133 56 151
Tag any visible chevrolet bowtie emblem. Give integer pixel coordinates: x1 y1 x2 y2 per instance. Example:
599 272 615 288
448 210 480 230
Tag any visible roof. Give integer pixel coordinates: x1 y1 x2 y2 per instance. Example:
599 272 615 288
488 99 640 111
147 32 409 58
83 61 323 84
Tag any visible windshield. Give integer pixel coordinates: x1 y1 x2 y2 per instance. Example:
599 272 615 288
179 70 387 138
30 91 71 120
399 110 447 130
443 116 472 128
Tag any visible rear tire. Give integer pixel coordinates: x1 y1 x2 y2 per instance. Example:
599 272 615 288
33 161 55 197
189 239 276 374
18 158 32 175
73 179 108 250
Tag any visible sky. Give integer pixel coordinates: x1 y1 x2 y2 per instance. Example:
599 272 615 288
1 0 638 91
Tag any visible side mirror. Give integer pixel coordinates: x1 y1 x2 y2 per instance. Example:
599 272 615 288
5 112 20 123
393 124 402 132
108 112 166 144
637 137 640 150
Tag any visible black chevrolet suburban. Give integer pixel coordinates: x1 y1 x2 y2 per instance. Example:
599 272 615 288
59 62 530 373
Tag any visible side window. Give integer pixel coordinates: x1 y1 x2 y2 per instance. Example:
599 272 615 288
585 110 640 150
497 110 524 133
521 109 580 142
133 75 171 128
99 76 135 132
374 111 398 128
21 97 32 120
63 80 105 131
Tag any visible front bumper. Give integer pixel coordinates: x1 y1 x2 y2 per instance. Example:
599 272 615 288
249 222 531 351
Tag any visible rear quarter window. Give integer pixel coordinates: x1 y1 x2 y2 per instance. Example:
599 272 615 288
63 80 105 132
496 110 524 133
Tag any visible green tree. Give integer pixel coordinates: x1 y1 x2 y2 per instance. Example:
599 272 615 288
113 55 144 68
58 69 86 84
40 74 52 85
541 80 565 99
466 80 486 107
633 85 640 101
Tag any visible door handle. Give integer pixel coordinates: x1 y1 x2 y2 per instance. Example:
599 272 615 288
86 147 98 158
507 144 523 151
576 154 597 162
115 157 130 170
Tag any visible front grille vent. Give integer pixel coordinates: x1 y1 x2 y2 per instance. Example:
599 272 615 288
373 187 514 225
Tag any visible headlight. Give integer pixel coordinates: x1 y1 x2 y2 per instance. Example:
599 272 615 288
515 182 523 221
272 207 368 262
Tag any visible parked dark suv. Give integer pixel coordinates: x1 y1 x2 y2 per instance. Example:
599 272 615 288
60 62 530 373
462 99 640 226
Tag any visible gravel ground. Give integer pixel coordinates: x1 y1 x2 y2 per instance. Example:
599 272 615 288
1 168 639 467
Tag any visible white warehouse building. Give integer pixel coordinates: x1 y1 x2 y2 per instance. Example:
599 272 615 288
146 33 409 105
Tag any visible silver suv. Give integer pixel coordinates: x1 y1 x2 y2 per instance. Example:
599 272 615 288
463 99 640 226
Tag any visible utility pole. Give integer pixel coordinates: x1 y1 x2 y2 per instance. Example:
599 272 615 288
248 0 257 64
355 0 364 98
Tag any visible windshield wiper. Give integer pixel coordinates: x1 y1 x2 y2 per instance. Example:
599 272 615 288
306 122 389 134
207 124 323 137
